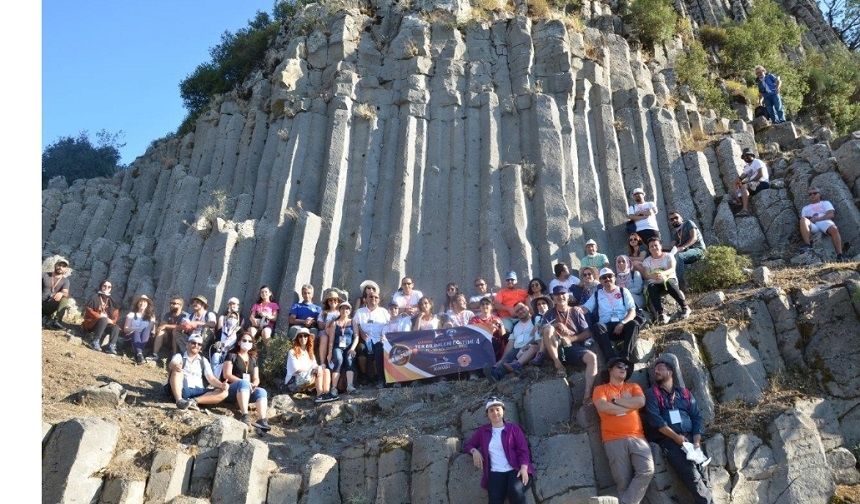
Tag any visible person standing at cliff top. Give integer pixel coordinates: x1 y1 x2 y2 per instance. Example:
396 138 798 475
800 187 850 261
735 148 770 217
42 257 72 330
580 239 610 269
392 276 423 317
755 65 785 124
627 188 660 243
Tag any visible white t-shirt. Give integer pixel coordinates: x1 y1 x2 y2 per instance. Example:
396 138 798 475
169 352 213 389
582 287 637 324
446 309 475 327
318 310 339 325
801 200 835 220
353 306 390 344
382 315 413 337
285 349 316 381
548 276 580 292
642 254 676 284
469 292 493 305
510 318 536 348
628 201 659 232
392 290 424 310
742 159 769 183
489 427 514 472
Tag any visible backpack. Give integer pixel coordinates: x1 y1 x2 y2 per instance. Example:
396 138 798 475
589 287 644 327
162 355 208 399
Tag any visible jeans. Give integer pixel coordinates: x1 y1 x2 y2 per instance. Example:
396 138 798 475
227 380 268 402
329 347 356 373
595 320 639 362
648 279 687 316
659 437 713 504
487 470 530 504
763 92 785 123
127 322 154 354
675 247 704 289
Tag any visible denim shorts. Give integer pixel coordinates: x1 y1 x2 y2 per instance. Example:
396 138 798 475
226 380 268 402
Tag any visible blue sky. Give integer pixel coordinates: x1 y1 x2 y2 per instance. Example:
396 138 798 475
43 0 274 165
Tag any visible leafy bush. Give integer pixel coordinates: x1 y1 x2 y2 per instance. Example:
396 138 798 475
627 0 678 49
42 130 125 188
675 39 731 116
800 46 860 135
259 329 293 387
688 245 752 292
723 79 759 105
698 25 727 48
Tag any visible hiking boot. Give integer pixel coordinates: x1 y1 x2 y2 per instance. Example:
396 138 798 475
147 353 159 361
253 418 271 431
240 413 251 425
176 399 191 410
135 352 144 364
88 339 102 352
105 345 118 355
678 306 692 320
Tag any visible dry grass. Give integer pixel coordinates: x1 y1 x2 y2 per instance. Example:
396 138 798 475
768 262 859 291
709 368 823 439
520 158 537 200
613 118 628 132
584 41 601 62
473 0 504 12
562 13 584 32
354 102 377 121
834 485 860 503
528 0 551 18
404 40 420 58
679 132 710 152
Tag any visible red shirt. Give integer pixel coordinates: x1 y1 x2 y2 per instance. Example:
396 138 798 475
495 288 527 318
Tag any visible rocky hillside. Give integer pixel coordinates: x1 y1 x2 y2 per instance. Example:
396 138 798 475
42 263 860 503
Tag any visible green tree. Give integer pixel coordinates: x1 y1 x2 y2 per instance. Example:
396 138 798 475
802 46 860 133
819 0 860 50
627 0 678 50
42 130 125 188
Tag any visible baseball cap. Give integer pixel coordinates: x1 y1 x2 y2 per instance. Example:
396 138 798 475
485 396 505 411
337 301 352 310
599 268 614 278
552 285 568 295
631 187 645 196
585 239 597 246
505 271 517 281
188 335 204 344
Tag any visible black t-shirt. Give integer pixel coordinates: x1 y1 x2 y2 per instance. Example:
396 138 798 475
228 353 257 378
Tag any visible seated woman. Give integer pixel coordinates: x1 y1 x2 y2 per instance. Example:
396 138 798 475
412 296 440 331
526 278 548 307
326 301 358 396
463 397 534 504
248 285 279 347
123 294 157 364
84 280 121 354
614 255 645 308
222 331 271 431
285 328 335 403
446 293 475 327
470 297 508 361
317 289 342 365
641 237 691 324
627 233 648 265
212 297 245 371
442 283 461 314
577 267 600 305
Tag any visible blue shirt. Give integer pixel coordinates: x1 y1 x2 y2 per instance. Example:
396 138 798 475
582 287 636 325
289 302 322 323
757 73 779 95
644 385 704 438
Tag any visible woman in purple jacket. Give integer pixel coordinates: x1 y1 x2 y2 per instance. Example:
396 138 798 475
463 397 535 504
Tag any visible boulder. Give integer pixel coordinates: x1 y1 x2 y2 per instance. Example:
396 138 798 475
530 433 595 503
727 433 777 480
43 417 121 504
697 291 725 308
269 394 298 419
826 447 860 484
99 479 146 504
211 439 270 504
701 324 767 404
448 453 487 503
750 187 797 249
756 122 799 150
190 417 248 496
768 408 835 503
339 442 378 503
763 288 805 368
410 435 459 503
834 138 860 188
739 298 784 375
522 378 571 436
751 266 770 287
460 401 521 440
145 449 193 504
267 473 301 504
71 382 127 407
375 446 410 504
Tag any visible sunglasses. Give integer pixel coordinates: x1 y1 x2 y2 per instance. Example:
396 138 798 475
600 275 614 280
189 342 202 347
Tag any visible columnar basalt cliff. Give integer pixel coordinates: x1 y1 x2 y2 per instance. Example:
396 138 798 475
41 0 860 314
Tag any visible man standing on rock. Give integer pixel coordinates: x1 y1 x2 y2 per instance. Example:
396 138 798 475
168 334 228 410
627 188 660 243
755 65 785 124
735 148 769 217
42 257 72 329
644 358 712 504
668 211 706 290
593 357 654 504
800 187 849 261
288 284 322 340
540 286 598 404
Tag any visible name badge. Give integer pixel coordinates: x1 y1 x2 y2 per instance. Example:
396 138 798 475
339 339 347 349
668 409 682 424
242 373 251 382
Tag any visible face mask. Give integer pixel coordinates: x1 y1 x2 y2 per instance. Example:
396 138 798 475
240 342 253 351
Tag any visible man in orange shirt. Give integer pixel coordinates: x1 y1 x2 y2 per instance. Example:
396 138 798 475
494 271 528 332
592 357 654 504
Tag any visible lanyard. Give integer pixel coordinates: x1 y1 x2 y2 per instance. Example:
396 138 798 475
50 274 63 293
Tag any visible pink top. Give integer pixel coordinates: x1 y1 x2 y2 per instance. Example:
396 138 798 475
250 301 279 329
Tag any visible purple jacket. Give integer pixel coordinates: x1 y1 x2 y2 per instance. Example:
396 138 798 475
463 422 535 489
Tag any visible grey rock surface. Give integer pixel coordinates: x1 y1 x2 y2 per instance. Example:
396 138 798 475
43 417 121 504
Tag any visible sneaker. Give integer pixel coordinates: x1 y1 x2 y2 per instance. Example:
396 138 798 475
105 345 118 355
329 391 341 401
314 394 328 403
346 385 357 394
510 362 524 376
253 418 271 431
659 313 671 325
135 352 144 364
240 413 251 425
147 353 159 361
176 399 191 410
531 352 545 366
88 339 102 352
679 306 692 320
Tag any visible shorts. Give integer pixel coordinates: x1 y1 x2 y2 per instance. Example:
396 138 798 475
226 380 268 402
182 386 209 399
559 344 591 366
748 180 770 196
809 219 836 234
